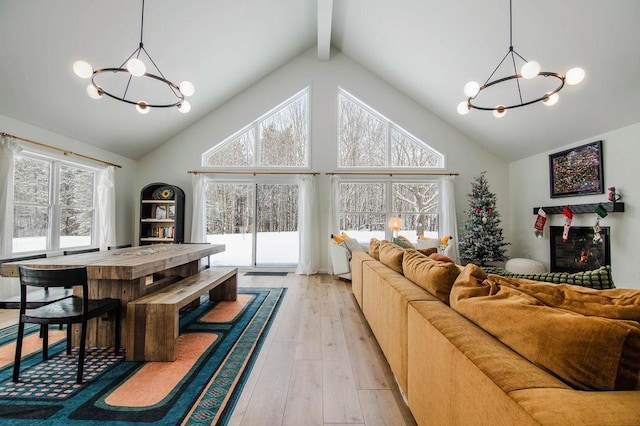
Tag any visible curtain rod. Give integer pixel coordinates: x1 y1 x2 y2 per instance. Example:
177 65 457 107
1 131 122 168
188 170 320 176
325 171 459 176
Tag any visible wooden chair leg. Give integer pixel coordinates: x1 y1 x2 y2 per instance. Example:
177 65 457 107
12 321 26 382
77 321 87 384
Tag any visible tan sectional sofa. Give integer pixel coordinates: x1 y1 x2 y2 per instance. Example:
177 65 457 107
350 241 640 426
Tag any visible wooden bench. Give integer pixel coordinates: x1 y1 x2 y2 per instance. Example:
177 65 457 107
126 267 238 361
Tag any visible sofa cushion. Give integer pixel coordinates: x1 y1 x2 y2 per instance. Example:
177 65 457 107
402 250 461 304
369 238 382 260
378 241 405 274
481 265 615 289
450 264 640 391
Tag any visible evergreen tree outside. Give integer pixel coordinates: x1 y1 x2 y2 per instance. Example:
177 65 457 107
459 171 508 265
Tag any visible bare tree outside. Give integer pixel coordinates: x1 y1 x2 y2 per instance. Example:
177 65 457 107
338 93 386 167
204 129 255 167
260 94 308 167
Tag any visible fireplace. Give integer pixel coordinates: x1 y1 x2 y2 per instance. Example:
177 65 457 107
550 226 610 273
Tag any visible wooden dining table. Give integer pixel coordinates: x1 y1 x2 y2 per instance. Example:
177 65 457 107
0 243 225 352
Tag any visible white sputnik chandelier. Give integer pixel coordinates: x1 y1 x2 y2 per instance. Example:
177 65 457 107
457 0 585 118
73 0 194 114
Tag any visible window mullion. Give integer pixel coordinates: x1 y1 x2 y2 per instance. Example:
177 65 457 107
50 161 61 250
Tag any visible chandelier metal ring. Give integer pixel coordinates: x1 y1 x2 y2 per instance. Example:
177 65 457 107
91 68 185 108
468 72 565 111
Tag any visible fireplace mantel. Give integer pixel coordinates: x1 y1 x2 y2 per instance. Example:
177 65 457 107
533 202 624 215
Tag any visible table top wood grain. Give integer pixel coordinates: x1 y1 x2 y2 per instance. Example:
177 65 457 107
0 244 225 280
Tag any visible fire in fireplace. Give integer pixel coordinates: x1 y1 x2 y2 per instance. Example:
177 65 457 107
550 226 610 273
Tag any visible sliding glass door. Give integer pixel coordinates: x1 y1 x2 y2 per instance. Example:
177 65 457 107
206 181 298 267
255 183 298 266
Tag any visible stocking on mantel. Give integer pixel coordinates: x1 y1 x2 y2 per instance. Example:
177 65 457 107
562 206 573 242
534 208 547 239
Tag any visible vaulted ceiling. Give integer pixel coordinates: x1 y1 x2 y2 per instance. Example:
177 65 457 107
1 0 638 162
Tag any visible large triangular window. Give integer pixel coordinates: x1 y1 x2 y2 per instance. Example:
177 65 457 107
338 88 444 168
203 88 309 168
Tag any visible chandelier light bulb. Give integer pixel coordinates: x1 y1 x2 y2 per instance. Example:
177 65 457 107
86 84 103 99
178 100 191 113
565 67 585 85
73 60 94 79
457 101 471 115
127 58 146 77
136 101 150 114
521 61 540 79
179 81 195 97
493 105 507 118
463 81 480 98
543 92 559 106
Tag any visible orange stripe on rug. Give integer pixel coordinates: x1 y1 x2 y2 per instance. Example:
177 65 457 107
0 329 66 368
199 294 253 323
105 333 217 408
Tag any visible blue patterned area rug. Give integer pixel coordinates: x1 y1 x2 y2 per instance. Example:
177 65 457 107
0 287 285 425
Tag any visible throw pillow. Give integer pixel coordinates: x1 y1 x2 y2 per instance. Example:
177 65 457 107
402 249 461 304
392 237 414 249
481 266 615 289
397 235 416 249
450 264 640 391
331 232 350 244
343 238 365 253
429 253 454 263
378 241 405 274
416 237 440 249
369 238 382 260
417 247 438 256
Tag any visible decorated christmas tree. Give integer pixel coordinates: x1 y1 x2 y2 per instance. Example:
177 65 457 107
459 171 508 265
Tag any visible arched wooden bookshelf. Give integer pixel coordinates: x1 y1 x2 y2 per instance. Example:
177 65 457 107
139 183 185 245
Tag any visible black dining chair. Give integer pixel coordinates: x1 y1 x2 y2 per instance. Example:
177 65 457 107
63 247 100 256
13 266 121 384
0 254 72 310
107 244 132 250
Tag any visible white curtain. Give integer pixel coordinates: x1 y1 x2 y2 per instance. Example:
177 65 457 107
0 136 22 258
96 166 116 251
296 174 318 275
441 175 459 263
327 175 341 274
190 173 207 243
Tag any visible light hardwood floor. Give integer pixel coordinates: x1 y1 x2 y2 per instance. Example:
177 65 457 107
0 273 417 426
229 273 416 426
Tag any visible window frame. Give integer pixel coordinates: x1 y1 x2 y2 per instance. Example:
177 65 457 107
12 150 98 255
338 176 442 242
201 87 311 170
337 87 445 170
203 174 300 267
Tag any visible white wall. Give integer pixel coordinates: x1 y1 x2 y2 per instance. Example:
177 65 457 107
136 48 508 272
0 113 136 248
509 122 640 289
